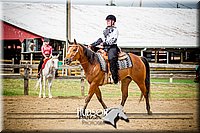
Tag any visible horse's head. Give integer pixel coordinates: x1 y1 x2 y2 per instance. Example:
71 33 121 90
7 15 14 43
66 39 82 65
51 54 59 70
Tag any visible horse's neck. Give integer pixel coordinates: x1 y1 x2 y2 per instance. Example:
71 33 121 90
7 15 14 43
45 59 51 68
79 56 91 74
43 59 53 75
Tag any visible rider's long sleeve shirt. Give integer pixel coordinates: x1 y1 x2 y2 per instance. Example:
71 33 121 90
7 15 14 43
102 26 119 46
92 26 119 47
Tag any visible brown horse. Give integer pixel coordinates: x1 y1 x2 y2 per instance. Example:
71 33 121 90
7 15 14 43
66 39 152 115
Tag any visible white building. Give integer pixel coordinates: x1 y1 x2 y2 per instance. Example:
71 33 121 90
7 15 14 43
1 2 199 64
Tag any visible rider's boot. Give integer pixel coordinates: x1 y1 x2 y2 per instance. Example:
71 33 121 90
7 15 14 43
37 69 41 79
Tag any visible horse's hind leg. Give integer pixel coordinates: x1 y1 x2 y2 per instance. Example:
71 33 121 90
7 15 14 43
48 78 53 98
137 82 152 115
43 77 46 98
39 78 42 98
120 77 132 109
95 87 107 109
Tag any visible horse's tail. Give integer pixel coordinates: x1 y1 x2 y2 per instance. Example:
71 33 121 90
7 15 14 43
34 78 41 90
139 57 150 102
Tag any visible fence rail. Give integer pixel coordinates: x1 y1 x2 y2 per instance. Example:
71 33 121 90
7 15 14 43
7 112 193 120
0 62 196 95
0 62 196 77
0 63 85 95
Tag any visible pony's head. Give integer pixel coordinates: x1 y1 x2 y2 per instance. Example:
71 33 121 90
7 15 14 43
51 54 59 70
66 39 82 65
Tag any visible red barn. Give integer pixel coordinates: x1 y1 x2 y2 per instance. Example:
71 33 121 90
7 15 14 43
1 20 43 62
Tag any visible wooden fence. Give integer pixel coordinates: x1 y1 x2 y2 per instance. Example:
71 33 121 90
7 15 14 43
0 58 15 73
0 63 85 96
0 60 196 95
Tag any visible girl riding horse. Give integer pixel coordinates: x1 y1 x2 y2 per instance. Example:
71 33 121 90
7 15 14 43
90 15 119 84
66 39 152 115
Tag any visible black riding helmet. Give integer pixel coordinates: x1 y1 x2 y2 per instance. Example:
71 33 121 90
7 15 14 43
106 15 116 22
44 37 50 42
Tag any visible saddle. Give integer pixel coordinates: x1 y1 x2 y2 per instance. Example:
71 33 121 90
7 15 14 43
96 49 133 84
97 49 128 61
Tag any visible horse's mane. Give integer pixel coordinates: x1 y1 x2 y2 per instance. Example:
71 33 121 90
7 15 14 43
79 44 97 64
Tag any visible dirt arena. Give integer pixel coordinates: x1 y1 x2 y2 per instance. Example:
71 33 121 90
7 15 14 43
2 95 199 132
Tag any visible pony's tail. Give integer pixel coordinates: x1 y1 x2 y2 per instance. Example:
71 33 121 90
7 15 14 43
139 57 150 102
34 78 41 90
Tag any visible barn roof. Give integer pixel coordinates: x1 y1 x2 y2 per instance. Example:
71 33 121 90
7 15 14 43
1 2 66 41
1 2 198 48
1 21 42 42
71 5 198 48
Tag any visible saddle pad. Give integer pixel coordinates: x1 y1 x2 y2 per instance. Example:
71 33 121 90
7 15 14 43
96 53 107 72
96 53 133 71
117 53 133 70
42 58 50 70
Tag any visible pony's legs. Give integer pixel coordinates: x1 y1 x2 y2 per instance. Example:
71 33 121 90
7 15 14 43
95 87 107 109
43 77 46 98
39 78 42 98
137 82 152 115
120 77 132 109
48 78 53 98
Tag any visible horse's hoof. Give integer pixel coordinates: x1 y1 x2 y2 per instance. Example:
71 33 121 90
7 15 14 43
39 95 42 98
49 96 52 98
43 96 46 98
148 111 152 115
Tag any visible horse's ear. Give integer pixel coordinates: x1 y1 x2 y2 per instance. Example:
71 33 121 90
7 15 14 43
74 39 77 44
68 40 72 44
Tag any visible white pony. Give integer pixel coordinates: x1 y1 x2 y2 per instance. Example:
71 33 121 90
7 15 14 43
35 55 59 98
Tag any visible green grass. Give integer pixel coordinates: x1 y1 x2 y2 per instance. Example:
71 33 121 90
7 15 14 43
2 78 198 99
151 78 195 84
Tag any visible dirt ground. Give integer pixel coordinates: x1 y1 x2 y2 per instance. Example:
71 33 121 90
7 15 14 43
2 96 199 132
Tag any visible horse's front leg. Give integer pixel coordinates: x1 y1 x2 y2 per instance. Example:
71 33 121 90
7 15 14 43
82 82 96 112
95 87 107 109
43 76 46 98
39 77 42 98
48 78 53 98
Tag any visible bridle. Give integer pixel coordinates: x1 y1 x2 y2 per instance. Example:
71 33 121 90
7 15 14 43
67 45 80 61
66 44 89 65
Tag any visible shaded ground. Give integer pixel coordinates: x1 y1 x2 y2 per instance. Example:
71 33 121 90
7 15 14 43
2 96 199 132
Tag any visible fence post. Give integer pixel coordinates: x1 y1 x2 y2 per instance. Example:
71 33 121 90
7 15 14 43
24 62 29 95
169 73 173 83
30 52 33 75
12 58 14 73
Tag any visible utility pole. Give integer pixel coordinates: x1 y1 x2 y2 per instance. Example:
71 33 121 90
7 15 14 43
139 0 142 7
107 0 116 6
66 0 71 52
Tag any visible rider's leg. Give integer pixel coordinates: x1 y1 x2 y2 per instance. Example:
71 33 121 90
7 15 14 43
37 57 44 78
108 47 119 84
